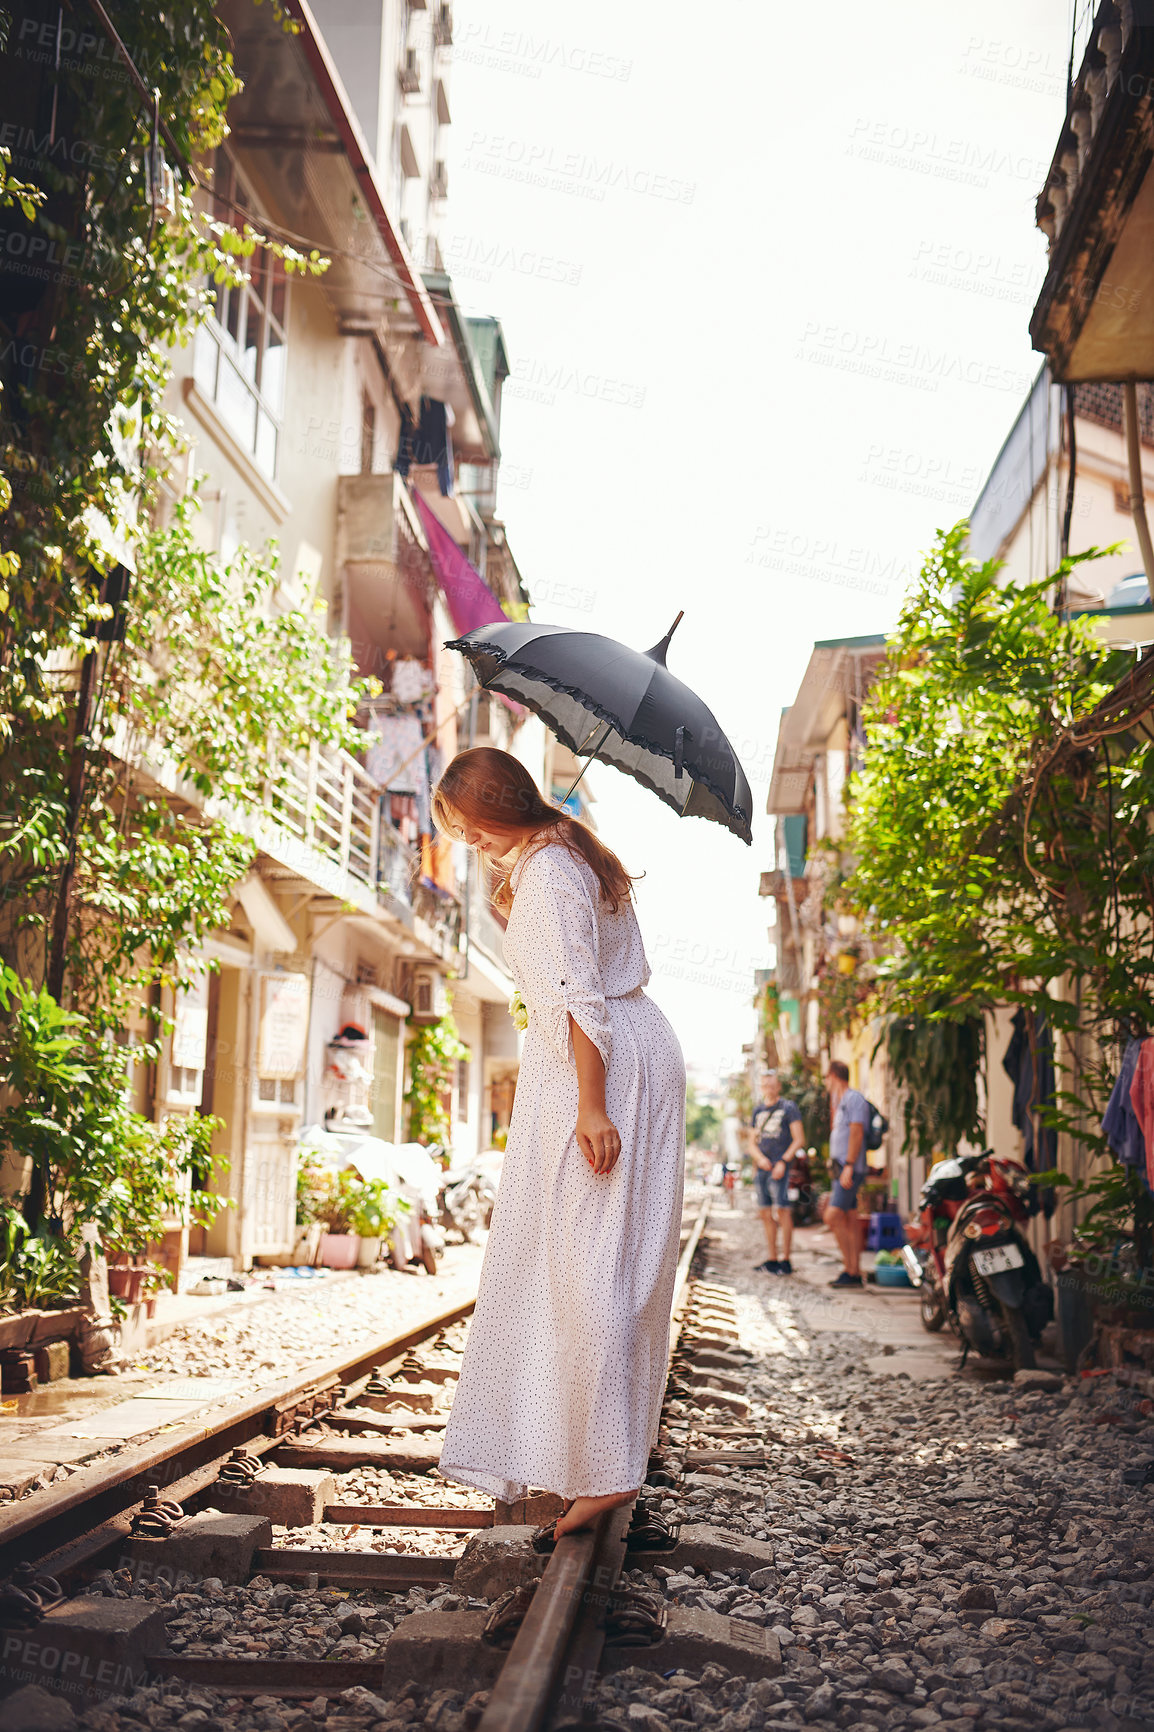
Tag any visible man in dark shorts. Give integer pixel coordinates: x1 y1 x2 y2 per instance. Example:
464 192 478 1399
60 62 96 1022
748 1071 804 1274
825 1059 871 1288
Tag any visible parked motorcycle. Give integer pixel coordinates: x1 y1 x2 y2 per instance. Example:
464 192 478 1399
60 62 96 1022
901 1149 1053 1370
435 1149 498 1244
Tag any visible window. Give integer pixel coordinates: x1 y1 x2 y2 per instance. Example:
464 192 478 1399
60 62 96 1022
253 1074 301 1111
193 153 288 479
457 1055 470 1123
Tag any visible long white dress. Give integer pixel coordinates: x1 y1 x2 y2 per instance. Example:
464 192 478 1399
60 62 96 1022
439 841 686 1502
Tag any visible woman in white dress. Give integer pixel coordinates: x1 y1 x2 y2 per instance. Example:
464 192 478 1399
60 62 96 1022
433 747 686 1538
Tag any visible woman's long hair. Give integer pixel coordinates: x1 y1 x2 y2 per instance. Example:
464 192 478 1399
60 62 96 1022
433 747 637 913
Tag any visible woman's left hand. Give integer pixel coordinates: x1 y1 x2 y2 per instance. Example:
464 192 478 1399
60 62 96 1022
576 1107 622 1175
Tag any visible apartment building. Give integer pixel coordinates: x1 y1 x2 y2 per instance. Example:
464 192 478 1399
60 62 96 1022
152 0 539 1273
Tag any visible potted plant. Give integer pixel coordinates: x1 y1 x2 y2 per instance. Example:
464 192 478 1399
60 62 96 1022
293 1152 329 1265
315 1170 360 1269
346 1175 405 1267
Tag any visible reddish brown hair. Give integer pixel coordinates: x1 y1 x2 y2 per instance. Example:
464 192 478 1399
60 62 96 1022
433 746 637 913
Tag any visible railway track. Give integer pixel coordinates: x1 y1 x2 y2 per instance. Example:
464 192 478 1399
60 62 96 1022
0 1194 784 1731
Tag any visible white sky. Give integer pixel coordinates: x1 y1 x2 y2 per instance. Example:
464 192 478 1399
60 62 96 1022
447 0 1074 1081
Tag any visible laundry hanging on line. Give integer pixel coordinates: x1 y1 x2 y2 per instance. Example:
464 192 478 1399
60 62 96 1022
394 396 454 496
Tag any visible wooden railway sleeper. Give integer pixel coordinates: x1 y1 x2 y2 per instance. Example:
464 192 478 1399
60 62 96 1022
0 1563 64 1628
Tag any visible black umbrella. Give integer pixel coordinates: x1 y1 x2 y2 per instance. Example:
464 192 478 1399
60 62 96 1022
445 614 752 845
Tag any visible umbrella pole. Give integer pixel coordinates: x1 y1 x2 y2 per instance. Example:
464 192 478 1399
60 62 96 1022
559 721 614 808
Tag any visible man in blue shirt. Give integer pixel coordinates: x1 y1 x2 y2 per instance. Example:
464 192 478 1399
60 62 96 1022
748 1071 804 1275
825 1059 871 1288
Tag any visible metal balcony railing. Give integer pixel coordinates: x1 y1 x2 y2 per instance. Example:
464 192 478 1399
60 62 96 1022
266 740 417 907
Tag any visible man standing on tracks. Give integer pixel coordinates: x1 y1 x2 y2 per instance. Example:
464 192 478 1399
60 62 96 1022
748 1070 804 1275
825 1059 870 1288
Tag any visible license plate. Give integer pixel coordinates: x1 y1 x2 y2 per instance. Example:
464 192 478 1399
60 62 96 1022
973 1242 1024 1276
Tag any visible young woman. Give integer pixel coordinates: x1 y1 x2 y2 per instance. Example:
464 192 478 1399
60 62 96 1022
433 747 686 1539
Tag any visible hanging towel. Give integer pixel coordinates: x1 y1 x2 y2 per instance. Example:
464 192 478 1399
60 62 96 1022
1103 1036 1147 1178
1001 1008 1057 1217
365 712 428 803
395 403 416 478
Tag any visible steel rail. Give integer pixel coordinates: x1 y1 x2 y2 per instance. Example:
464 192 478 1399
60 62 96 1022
479 1192 712 1732
0 1295 475 1575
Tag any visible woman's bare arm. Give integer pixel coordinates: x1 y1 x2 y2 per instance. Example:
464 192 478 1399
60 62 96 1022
570 1014 621 1175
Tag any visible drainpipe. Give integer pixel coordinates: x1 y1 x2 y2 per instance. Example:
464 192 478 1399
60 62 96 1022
1123 382 1154 605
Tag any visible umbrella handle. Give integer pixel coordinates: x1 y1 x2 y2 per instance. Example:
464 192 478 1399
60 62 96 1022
560 720 615 808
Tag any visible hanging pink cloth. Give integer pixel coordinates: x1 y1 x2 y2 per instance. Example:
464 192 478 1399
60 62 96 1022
411 489 524 714
1127 1039 1154 1192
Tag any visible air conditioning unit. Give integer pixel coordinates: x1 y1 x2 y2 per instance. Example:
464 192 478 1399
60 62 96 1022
430 159 449 200
411 967 448 1023
399 48 421 93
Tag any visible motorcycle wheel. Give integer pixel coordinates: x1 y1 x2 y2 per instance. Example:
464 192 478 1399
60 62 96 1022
1000 1302 1035 1371
920 1283 948 1333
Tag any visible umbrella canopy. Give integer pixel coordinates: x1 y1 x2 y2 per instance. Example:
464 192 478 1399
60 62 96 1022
446 616 752 844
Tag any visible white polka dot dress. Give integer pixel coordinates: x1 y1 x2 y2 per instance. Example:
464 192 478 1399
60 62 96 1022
439 841 686 1503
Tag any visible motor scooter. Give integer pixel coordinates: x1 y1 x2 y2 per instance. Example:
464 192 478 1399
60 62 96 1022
435 1149 498 1243
900 1149 1053 1370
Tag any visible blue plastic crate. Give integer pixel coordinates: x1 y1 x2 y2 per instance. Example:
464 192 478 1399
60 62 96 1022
865 1212 905 1251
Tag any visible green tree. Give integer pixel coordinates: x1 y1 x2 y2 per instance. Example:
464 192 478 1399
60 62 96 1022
0 4 347 1241
845 524 1154 1263
685 1083 721 1150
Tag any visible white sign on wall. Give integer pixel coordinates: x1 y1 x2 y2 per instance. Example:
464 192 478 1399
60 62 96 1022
258 973 311 1078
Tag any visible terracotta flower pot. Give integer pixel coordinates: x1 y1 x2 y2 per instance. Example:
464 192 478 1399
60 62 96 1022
107 1267 148 1304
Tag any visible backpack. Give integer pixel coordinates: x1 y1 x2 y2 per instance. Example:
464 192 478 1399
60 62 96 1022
864 1100 888 1151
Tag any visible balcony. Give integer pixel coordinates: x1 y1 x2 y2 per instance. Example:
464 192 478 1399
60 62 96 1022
1032 5 1154 380
433 3 453 46
266 740 417 906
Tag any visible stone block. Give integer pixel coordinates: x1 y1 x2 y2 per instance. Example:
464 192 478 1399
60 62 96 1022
1 1595 167 1704
492 1491 564 1526
398 1364 458 1386
1012 1368 1063 1391
693 1348 751 1372
124 1510 273 1586
0 1459 50 1498
603 1606 781 1680
685 1369 748 1396
215 1467 334 1527
683 1385 751 1417
379 1609 502 1692
359 1385 440 1414
454 1525 546 1597
0 1684 76 1728
456 1519 776 1598
633 1523 775 1577
274 1437 441 1473
32 1342 71 1384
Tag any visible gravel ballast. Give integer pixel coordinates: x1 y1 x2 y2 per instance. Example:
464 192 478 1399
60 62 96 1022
45 1198 1154 1731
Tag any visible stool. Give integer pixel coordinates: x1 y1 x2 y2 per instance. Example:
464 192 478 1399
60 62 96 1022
866 1212 905 1252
